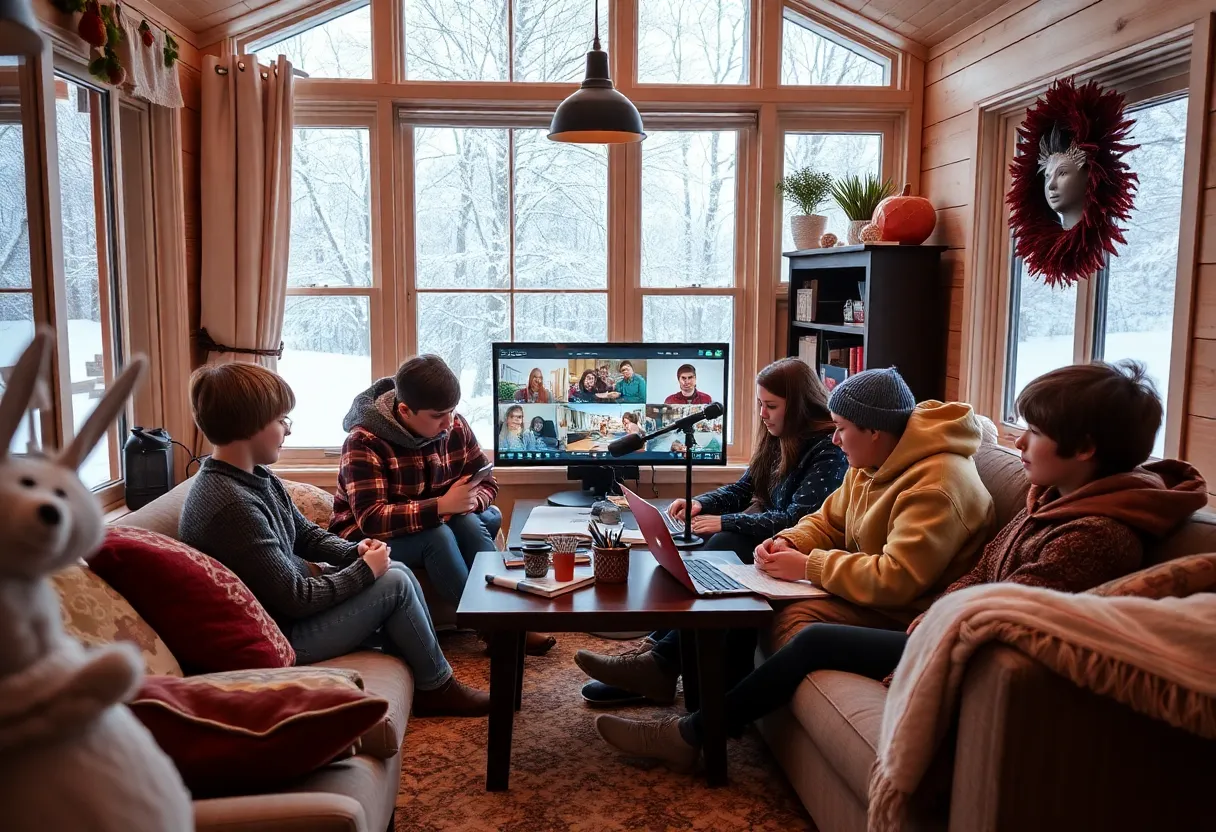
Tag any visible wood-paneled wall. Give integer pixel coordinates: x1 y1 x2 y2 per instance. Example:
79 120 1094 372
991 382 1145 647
921 0 1216 496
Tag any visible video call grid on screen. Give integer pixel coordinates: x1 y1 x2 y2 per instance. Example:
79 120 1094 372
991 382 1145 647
491 342 729 467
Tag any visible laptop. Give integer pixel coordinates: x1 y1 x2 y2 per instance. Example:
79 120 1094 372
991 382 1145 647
621 485 751 596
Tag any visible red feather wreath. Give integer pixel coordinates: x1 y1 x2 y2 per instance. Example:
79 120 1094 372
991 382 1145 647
1007 78 1138 287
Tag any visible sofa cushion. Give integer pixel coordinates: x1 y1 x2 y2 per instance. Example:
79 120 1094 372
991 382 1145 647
973 445 1032 533
130 673 388 797
312 650 413 759
50 564 183 677
115 477 195 539
1089 552 1216 600
789 670 888 804
189 665 400 759
281 480 335 529
90 526 295 673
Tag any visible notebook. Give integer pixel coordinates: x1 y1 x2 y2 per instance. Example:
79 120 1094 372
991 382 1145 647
484 568 596 598
519 506 646 546
714 563 831 600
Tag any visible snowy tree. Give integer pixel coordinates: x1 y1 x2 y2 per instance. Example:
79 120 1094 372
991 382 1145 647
781 12 886 86
254 3 372 79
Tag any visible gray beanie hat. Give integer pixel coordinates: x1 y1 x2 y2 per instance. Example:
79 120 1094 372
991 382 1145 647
828 367 915 434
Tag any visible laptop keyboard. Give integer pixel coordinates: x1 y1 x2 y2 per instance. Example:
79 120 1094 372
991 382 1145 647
683 558 746 592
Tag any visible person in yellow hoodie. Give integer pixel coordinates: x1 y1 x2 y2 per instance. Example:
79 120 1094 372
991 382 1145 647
754 366 994 614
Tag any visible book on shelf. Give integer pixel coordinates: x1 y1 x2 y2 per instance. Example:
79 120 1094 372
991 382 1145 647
820 364 849 391
797 334 818 370
849 346 864 375
795 280 818 322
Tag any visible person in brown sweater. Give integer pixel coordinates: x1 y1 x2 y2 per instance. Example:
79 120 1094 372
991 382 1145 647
594 359 1208 772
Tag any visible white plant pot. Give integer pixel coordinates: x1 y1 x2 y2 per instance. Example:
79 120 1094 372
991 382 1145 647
847 219 870 245
791 214 827 250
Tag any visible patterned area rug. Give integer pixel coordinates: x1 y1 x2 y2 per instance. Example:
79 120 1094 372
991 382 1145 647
395 632 816 831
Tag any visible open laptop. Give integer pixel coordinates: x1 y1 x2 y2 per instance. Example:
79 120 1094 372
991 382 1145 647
621 485 751 596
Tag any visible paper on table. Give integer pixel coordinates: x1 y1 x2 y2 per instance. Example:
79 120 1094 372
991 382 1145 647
716 563 831 600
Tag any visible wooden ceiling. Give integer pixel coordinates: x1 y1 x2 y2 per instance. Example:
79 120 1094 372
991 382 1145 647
160 0 1014 50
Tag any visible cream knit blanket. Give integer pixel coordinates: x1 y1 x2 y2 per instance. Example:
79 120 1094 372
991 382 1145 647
867 583 1216 832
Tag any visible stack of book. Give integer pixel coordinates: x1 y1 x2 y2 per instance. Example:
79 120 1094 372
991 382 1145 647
797 334 818 369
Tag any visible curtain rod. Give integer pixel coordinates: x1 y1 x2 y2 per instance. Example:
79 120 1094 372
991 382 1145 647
214 61 279 78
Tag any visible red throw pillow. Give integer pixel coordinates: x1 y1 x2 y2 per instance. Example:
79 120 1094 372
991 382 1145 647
131 675 388 796
91 527 295 673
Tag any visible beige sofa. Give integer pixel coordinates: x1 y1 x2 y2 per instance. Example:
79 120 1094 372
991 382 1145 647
113 478 409 832
758 444 1216 832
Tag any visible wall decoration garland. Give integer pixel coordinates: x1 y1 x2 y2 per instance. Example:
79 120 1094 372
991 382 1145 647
51 0 179 87
1006 77 1139 287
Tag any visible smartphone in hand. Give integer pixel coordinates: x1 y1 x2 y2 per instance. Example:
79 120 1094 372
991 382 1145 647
466 462 495 488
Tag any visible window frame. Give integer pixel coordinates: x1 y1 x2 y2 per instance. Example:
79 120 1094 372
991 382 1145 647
277 105 387 459
779 5 894 88
967 40 1198 453
243 0 922 470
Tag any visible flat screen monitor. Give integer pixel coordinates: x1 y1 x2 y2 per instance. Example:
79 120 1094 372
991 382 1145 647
492 342 729 467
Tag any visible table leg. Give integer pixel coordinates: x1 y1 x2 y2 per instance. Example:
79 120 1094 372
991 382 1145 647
695 628 728 787
487 629 522 791
515 630 526 711
679 628 699 712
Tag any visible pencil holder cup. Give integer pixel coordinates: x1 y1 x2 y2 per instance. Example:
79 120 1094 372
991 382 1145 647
593 546 629 585
521 542 552 579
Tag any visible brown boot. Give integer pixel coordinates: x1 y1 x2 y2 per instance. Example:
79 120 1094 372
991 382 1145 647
413 677 490 718
477 631 557 656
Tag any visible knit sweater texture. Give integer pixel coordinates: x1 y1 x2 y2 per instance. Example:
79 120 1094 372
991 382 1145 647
695 432 848 539
178 458 374 627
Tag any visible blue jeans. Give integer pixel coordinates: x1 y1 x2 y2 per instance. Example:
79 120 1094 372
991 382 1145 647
288 563 452 691
387 508 500 607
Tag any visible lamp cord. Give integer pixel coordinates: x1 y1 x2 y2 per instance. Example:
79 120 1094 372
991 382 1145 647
593 0 601 49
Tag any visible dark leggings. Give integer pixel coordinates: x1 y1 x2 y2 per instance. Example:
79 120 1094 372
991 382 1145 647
683 623 911 744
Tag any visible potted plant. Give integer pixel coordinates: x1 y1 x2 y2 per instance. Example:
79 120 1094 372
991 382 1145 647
832 174 896 245
778 168 833 250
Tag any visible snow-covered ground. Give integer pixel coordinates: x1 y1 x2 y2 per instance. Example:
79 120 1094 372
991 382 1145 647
1 319 119 489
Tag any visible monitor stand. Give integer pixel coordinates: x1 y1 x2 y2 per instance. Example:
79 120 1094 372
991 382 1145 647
548 464 638 508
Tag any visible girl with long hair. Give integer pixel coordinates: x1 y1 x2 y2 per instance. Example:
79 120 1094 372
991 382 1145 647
514 368 550 403
576 358 849 707
498 405 541 452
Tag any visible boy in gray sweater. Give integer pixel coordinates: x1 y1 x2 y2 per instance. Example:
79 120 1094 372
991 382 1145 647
179 362 488 716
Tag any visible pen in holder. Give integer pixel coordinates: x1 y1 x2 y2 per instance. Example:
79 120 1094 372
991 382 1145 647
589 522 629 585
547 534 582 582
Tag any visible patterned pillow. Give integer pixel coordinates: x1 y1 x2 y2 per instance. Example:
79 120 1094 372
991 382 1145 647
1088 553 1216 600
50 564 183 677
281 479 334 529
90 526 295 674
131 674 387 797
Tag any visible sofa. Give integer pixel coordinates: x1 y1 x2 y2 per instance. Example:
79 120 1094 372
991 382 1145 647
758 444 1216 832
104 477 412 832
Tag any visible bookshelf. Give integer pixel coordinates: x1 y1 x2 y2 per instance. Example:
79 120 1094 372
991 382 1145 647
785 244 948 402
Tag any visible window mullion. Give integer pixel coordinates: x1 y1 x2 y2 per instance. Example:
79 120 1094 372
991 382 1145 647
507 128 516 339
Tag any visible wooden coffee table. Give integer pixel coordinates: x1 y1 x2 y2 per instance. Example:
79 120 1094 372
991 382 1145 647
458 550 773 791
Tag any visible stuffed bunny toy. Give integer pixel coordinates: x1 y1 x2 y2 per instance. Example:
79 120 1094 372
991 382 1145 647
0 328 193 831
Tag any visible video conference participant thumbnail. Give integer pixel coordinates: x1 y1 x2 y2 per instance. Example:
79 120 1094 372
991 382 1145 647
646 358 725 406
644 404 725 455
561 403 646 455
496 359 569 404
568 359 648 404
496 403 565 453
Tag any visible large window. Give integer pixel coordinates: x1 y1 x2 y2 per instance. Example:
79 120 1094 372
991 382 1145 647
1003 93 1187 458
781 131 884 279
411 124 608 443
404 0 607 82
781 9 888 86
53 74 126 490
1 57 34 455
280 126 374 448
637 0 749 85
252 2 372 79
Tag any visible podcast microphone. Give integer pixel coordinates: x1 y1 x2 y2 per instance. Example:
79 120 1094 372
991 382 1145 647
608 402 724 457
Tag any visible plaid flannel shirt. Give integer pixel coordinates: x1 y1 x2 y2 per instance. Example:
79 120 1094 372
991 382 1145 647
330 414 498 541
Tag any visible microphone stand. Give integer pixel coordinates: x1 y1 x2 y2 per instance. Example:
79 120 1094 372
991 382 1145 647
675 423 703 550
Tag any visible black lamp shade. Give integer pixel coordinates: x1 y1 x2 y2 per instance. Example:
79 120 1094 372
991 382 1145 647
549 49 645 144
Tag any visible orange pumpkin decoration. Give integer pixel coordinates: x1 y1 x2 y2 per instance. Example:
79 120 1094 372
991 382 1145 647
873 184 937 245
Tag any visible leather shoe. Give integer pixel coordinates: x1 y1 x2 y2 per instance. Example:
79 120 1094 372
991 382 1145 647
413 677 490 718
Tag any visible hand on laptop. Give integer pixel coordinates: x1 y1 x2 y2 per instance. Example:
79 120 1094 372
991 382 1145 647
668 499 702 521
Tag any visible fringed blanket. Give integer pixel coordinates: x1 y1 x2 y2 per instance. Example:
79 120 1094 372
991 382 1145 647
867 583 1216 832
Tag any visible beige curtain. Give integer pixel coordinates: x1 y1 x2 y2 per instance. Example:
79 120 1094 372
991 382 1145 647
195 54 293 453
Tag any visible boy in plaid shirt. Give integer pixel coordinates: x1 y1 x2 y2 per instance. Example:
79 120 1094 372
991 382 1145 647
331 355 555 655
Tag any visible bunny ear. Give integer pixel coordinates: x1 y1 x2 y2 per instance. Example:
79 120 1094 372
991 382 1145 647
0 328 53 462
57 355 149 471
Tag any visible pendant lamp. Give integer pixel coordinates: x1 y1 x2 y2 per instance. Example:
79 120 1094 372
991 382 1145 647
0 0 44 57
548 0 644 144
